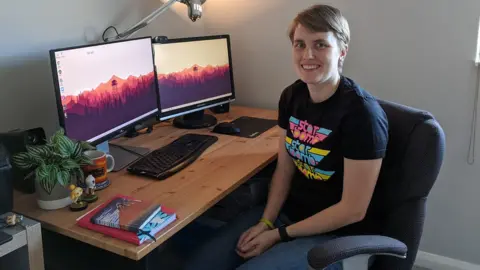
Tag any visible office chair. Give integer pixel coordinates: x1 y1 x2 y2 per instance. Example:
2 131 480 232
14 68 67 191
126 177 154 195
307 100 446 270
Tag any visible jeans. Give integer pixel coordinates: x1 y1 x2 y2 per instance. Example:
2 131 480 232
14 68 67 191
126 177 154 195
181 206 343 270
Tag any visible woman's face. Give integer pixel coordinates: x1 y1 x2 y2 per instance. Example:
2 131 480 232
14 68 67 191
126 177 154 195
292 24 347 85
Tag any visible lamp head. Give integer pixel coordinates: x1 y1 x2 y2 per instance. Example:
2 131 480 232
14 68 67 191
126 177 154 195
178 0 207 22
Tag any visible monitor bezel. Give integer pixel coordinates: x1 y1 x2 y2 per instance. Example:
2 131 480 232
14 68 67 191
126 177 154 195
153 34 236 121
49 36 160 146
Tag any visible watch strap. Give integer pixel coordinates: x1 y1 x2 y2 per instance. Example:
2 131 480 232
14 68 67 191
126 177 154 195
278 226 294 242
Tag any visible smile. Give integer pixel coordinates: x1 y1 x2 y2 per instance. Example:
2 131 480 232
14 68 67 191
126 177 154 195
301 65 320 70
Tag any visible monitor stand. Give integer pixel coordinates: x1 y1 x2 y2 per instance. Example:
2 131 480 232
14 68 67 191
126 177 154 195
96 141 151 172
173 110 218 129
124 125 153 138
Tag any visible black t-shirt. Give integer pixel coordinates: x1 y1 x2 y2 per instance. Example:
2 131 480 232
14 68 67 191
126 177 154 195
278 76 389 235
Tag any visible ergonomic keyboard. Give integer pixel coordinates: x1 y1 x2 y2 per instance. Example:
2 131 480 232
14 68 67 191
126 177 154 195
127 133 218 180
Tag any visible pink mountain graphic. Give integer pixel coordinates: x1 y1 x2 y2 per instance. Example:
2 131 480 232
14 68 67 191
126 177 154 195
61 72 158 142
62 72 155 115
158 64 230 89
157 64 232 110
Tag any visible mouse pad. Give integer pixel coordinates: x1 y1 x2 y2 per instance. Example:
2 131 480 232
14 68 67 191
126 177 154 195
228 116 278 138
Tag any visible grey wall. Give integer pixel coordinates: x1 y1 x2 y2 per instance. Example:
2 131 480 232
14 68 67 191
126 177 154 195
0 0 204 136
205 0 480 264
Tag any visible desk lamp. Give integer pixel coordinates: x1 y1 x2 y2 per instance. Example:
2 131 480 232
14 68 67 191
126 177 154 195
102 0 207 42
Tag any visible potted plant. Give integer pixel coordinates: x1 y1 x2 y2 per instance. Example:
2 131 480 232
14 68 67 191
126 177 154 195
12 129 95 210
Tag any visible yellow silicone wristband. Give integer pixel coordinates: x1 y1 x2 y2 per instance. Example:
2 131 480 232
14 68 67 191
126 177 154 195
260 218 275 230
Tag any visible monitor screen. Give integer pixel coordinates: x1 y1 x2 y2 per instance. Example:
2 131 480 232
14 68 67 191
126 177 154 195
154 35 235 119
50 37 158 144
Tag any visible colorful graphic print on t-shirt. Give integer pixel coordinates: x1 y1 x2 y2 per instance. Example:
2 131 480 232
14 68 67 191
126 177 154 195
285 116 335 181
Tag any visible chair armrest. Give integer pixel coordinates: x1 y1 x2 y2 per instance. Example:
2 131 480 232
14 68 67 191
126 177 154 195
307 235 407 269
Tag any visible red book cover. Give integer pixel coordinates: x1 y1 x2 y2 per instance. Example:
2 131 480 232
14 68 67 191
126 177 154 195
76 195 177 246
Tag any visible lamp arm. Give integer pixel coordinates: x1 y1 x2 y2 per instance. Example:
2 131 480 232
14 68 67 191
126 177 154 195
104 0 178 42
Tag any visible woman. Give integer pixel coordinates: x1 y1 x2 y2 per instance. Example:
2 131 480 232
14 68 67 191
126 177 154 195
184 4 388 270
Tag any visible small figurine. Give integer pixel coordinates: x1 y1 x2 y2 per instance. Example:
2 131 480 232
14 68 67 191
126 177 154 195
69 184 88 211
81 175 98 203
0 214 24 229
6 214 23 226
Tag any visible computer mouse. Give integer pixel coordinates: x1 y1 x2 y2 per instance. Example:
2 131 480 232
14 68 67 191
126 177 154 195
213 122 241 135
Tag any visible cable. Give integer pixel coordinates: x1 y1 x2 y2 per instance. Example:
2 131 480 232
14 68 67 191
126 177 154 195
102 0 177 42
468 66 480 165
102 26 119 42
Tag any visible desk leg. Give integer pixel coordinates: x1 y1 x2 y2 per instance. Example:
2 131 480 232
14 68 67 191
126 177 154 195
134 254 150 270
26 223 44 270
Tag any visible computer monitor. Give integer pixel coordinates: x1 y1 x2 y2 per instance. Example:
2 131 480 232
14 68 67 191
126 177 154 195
49 37 159 171
153 34 236 128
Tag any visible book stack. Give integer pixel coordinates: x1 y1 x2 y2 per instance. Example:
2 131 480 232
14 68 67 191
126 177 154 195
76 194 177 245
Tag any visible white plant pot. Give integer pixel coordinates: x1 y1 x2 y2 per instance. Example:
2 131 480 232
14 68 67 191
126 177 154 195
35 178 72 210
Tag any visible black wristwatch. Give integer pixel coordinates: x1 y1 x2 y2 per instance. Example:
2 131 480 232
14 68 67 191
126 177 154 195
278 226 295 242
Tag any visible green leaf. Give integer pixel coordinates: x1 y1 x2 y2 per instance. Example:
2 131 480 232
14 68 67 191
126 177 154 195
71 142 82 158
12 153 37 169
37 164 49 179
80 141 95 150
46 136 54 146
37 165 56 194
49 165 59 182
49 129 64 146
47 165 59 193
26 145 50 162
54 128 65 139
41 179 56 195
51 152 65 160
74 154 92 166
70 168 84 186
35 168 44 187
57 170 71 187
75 168 84 184
61 159 79 170
78 155 93 166
56 135 76 156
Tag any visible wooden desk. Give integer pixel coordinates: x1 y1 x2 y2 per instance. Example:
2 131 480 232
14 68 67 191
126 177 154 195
13 106 280 261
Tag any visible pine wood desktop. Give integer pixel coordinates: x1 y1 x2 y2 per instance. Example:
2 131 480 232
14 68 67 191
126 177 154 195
12 106 280 261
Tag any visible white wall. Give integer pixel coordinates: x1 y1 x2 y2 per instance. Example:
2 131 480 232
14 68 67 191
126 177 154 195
0 0 204 136
205 0 480 265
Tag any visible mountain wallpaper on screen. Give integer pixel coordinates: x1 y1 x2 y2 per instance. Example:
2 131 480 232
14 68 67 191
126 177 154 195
62 72 157 141
158 64 232 109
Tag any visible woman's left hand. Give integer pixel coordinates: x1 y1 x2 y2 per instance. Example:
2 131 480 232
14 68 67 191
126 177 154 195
236 229 281 259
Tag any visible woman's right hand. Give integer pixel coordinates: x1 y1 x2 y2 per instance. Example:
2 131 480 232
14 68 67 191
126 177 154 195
236 222 270 252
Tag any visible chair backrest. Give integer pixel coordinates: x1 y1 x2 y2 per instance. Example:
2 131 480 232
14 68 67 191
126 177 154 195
369 100 446 270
